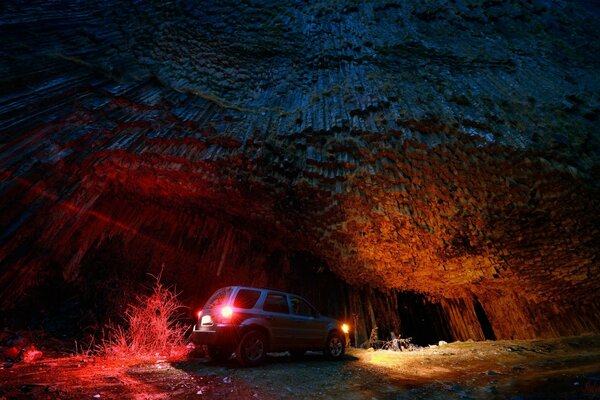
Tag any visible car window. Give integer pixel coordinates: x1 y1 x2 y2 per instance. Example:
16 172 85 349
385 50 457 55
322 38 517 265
290 296 316 317
204 287 233 309
263 293 289 314
233 289 261 309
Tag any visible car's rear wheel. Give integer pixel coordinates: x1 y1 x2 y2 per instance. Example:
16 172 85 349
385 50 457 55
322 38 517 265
324 331 345 360
236 330 268 367
207 346 232 362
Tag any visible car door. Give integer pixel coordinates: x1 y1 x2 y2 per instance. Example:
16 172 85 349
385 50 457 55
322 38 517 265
261 292 295 349
289 296 327 347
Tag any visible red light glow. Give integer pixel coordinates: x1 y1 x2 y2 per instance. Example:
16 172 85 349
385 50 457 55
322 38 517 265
221 306 233 318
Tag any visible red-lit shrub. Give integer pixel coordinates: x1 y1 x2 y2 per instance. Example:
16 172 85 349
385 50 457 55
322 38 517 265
96 278 188 360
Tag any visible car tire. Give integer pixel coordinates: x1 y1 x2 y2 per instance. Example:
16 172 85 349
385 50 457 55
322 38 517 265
289 350 305 359
324 331 345 360
207 346 232 362
236 330 268 367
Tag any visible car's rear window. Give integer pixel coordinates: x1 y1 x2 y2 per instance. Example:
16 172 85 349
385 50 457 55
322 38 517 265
204 287 233 309
233 289 261 309
263 293 289 314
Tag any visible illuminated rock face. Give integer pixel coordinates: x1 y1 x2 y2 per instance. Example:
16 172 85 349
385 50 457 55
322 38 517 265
0 1 599 341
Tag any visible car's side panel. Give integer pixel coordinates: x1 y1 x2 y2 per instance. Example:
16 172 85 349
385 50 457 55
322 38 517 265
288 295 331 348
259 292 296 350
194 286 346 355
239 316 272 342
292 315 328 347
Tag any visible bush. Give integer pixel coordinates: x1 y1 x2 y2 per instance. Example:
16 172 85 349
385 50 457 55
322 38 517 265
96 277 188 360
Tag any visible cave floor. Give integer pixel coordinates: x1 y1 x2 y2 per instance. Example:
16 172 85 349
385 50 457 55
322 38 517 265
1 335 599 399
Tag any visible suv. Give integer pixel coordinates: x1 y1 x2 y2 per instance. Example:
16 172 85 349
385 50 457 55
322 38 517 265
192 286 350 366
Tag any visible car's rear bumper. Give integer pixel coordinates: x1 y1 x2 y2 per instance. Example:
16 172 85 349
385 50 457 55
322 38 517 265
191 324 239 347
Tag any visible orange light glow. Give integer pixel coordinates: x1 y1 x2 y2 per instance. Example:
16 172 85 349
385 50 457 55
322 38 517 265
342 323 350 333
221 306 233 318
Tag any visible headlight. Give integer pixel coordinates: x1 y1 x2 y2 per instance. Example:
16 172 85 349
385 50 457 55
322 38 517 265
341 323 350 334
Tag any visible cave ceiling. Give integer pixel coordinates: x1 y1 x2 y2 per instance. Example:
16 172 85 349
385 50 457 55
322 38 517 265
0 0 599 308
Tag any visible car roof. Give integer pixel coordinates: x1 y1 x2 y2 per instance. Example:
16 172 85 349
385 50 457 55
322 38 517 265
223 285 304 298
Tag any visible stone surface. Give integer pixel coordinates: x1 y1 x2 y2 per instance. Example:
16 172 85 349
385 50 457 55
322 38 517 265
0 1 599 341
1 336 600 399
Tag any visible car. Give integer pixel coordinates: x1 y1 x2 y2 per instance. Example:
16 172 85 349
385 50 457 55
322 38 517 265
191 286 350 366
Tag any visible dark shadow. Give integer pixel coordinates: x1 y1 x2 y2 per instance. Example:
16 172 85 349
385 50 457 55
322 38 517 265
396 292 452 346
473 296 496 340
122 350 400 399
174 350 359 371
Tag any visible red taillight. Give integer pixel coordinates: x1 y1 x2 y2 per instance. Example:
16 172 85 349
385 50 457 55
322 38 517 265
197 310 202 318
221 306 233 318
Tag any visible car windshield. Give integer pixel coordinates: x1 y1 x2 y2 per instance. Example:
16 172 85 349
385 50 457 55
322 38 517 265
203 287 233 309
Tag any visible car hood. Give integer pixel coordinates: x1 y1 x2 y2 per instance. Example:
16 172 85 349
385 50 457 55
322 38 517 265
319 315 340 325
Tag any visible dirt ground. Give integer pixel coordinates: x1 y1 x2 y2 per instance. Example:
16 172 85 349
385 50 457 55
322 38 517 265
1 335 599 399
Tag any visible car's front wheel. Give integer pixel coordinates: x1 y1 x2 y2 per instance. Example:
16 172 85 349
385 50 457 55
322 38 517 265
324 331 345 360
236 330 268 367
207 346 232 362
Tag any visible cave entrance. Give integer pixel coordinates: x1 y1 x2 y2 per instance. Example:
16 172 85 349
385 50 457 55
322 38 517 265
473 296 496 340
396 292 452 346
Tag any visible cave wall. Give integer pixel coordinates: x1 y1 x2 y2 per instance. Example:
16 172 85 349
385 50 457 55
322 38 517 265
1 0 599 340
0 171 350 326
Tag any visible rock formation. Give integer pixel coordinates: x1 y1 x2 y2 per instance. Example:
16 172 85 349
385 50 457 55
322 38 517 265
1 0 599 343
